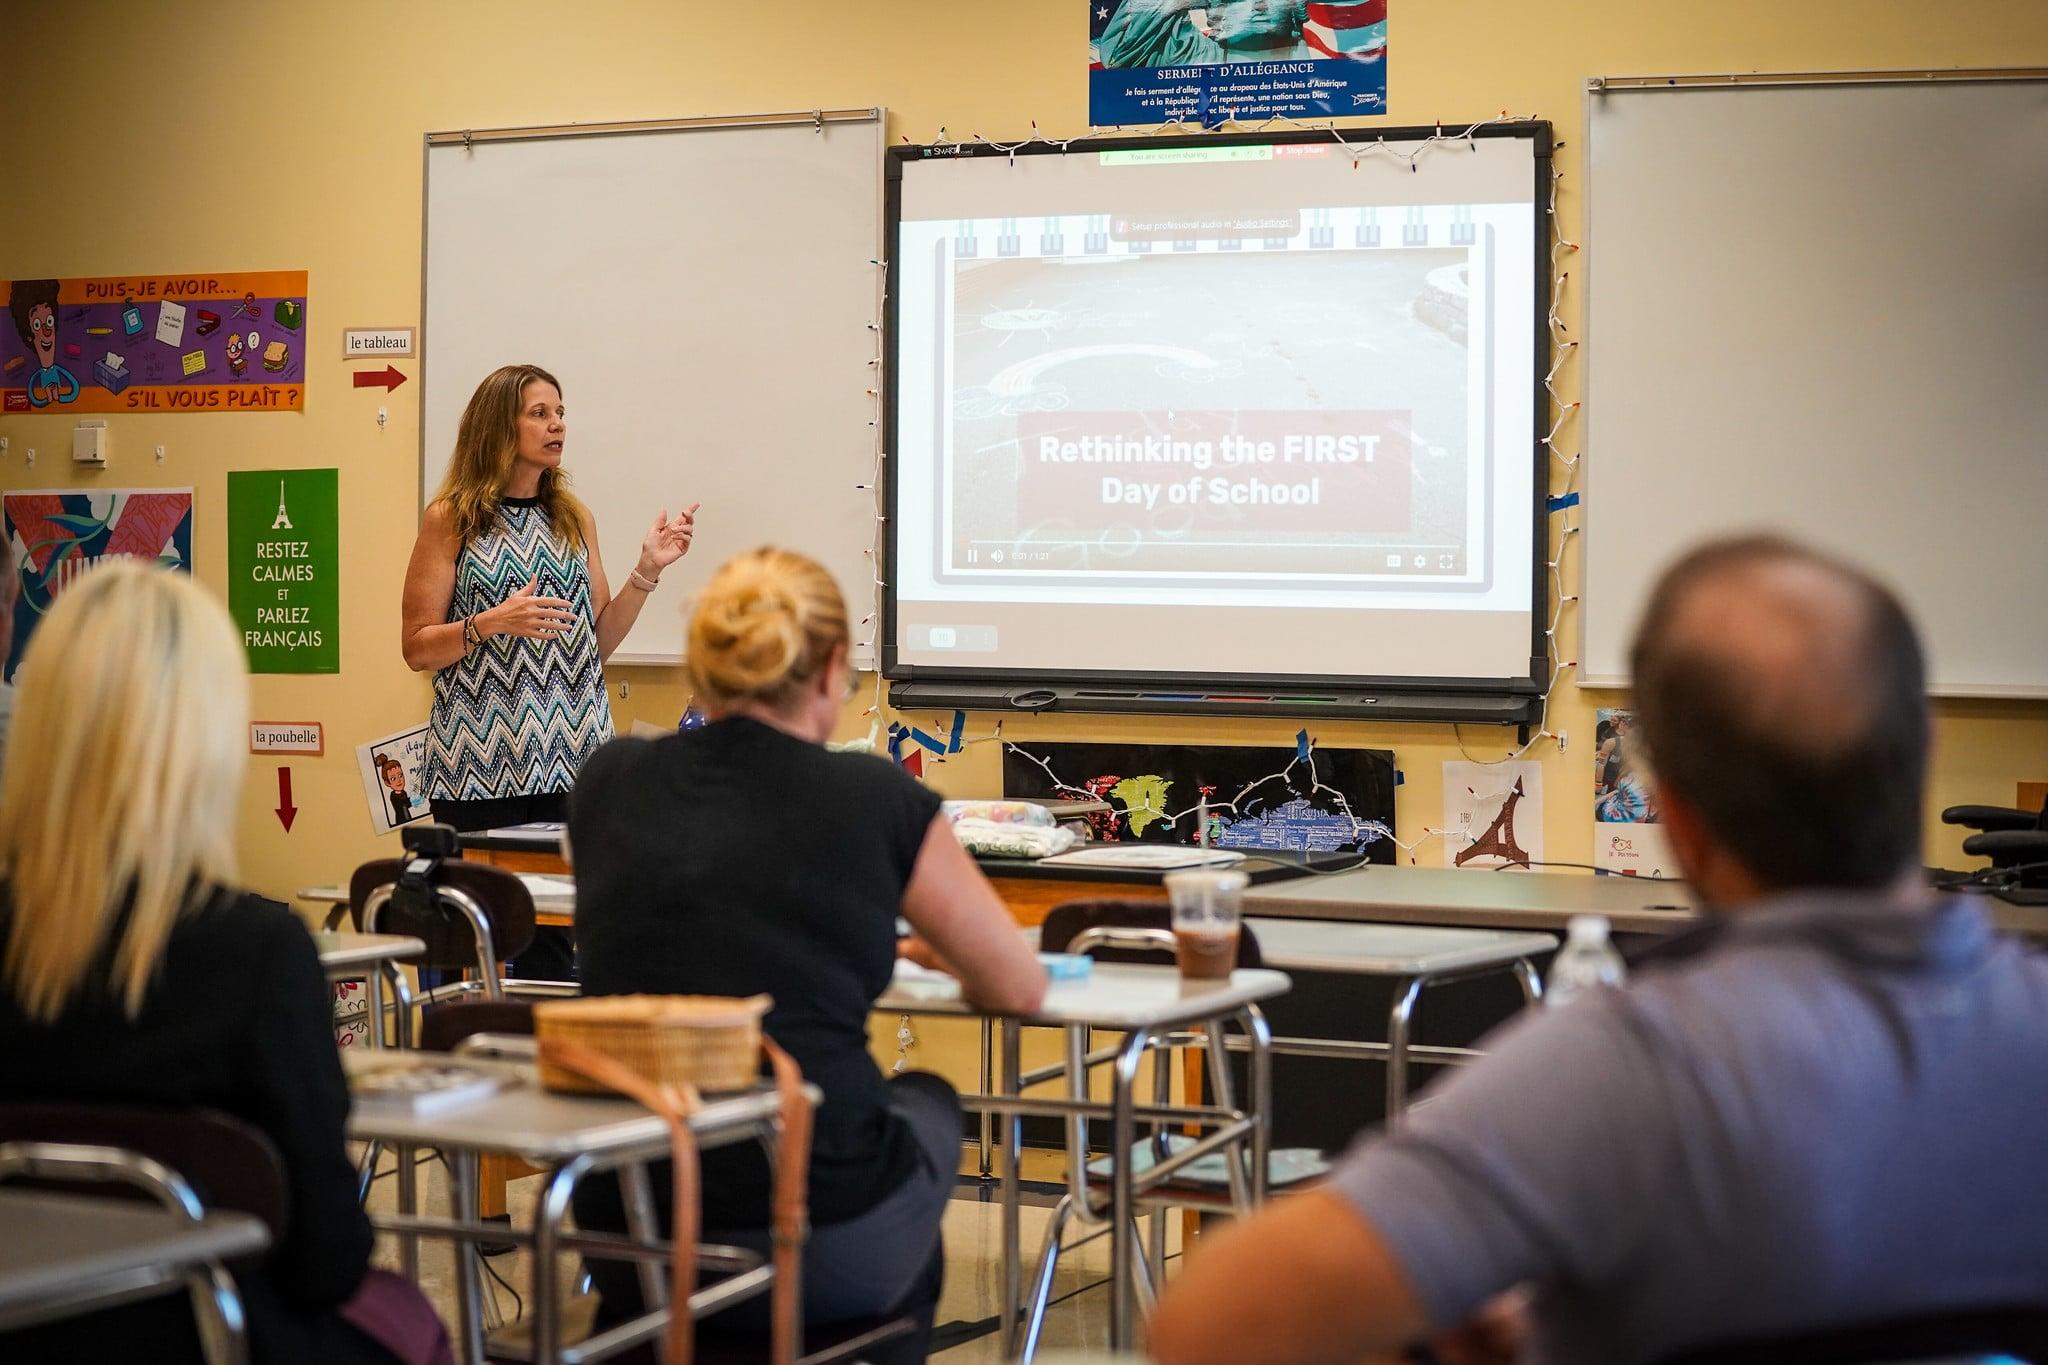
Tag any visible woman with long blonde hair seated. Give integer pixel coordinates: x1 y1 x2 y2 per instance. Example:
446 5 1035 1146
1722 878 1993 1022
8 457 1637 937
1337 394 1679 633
0 563 427 1364
569 546 1046 1359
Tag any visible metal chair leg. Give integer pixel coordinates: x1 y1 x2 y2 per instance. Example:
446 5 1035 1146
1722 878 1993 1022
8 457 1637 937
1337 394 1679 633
1020 1194 1073 1365
1129 1218 1159 1315
978 1017 995 1179
355 1140 384 1204
186 1262 250 1365
1386 977 1424 1123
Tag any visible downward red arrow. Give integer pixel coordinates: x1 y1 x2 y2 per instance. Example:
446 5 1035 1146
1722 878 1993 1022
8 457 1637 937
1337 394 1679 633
351 365 407 391
276 766 298 832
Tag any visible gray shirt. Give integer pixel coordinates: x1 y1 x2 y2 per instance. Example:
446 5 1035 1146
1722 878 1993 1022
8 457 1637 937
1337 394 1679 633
1331 891 2048 1364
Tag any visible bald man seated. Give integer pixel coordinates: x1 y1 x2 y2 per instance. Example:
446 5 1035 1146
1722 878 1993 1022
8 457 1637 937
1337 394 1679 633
1153 535 2048 1365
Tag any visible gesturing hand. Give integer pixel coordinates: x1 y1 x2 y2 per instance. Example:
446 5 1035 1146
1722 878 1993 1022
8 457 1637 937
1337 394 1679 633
484 575 578 641
639 503 699 575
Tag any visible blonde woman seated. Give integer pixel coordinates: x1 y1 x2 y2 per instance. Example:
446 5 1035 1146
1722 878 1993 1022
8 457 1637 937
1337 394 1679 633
570 547 1046 1359
0 563 437 1365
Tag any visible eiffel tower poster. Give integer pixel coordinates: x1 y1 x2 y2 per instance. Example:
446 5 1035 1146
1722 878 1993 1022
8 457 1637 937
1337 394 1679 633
1444 761 1545 869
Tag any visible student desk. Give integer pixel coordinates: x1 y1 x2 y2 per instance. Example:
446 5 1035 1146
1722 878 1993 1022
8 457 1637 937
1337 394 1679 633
298 875 575 930
0 1188 269 1345
1243 863 1700 935
974 848 1347 925
345 1049 802 1365
461 823 570 869
877 961 1291 1353
317 931 423 1053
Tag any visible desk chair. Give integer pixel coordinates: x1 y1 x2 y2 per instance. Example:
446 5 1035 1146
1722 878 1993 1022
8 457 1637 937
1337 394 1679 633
1025 902 1309 1364
0 1103 286 1365
348 858 574 1255
1942 798 2048 898
1658 1303 2048 1364
349 854 579 1012
415 1008 920 1365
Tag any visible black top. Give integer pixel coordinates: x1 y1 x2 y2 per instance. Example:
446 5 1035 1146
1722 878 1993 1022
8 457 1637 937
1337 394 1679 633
570 717 942 1226
0 886 376 1363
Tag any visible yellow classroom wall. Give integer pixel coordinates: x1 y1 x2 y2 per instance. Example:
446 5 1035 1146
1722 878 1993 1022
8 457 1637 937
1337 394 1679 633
2 2 2043 908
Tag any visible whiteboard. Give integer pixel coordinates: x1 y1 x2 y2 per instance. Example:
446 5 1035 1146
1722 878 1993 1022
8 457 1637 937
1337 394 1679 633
1582 76 2048 697
422 112 883 665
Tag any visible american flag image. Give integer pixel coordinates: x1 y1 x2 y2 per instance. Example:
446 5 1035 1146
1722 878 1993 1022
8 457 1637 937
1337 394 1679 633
1303 0 1388 62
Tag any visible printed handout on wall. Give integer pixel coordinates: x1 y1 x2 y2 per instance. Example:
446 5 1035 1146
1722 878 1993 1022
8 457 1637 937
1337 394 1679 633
1 489 194 682
1443 760 1543 869
1593 708 1673 877
356 724 431 836
2 272 307 413
1089 0 1388 126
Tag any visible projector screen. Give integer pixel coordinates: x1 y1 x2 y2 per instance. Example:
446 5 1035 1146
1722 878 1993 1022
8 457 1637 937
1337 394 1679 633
884 128 1547 695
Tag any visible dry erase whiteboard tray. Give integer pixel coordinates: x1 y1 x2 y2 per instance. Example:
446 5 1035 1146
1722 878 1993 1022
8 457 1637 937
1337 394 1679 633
1038 846 1248 871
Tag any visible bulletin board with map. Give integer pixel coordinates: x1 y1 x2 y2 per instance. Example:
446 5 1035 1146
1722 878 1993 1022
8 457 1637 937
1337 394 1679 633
1003 735 1397 860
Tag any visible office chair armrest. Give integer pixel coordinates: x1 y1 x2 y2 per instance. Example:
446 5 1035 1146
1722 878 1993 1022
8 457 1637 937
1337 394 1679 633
1941 804 2037 832
1961 830 2048 867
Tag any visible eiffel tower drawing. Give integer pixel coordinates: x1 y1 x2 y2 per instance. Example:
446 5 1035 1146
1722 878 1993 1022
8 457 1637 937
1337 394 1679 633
1454 776 1532 868
271 480 293 532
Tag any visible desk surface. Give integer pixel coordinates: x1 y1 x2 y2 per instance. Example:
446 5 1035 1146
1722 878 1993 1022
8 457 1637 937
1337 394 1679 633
1245 918 1558 974
1243 865 1700 935
978 847 1356 887
0 1191 268 1320
315 931 425 972
879 961 1289 1029
343 1052 789 1161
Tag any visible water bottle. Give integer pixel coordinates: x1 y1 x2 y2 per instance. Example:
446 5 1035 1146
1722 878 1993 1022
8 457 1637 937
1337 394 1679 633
1546 914 1626 1007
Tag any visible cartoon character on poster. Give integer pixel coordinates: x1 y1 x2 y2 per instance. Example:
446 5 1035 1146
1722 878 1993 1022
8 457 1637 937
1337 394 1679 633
356 725 431 835
376 754 415 825
224 332 247 377
2 490 195 682
7 280 79 407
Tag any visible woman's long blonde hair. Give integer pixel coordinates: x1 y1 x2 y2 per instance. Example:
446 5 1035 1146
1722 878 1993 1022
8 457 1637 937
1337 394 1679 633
687 548 849 711
0 561 248 1022
431 363 589 551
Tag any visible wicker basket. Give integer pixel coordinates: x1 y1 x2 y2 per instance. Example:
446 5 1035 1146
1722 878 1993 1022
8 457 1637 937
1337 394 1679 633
533 994 772 1095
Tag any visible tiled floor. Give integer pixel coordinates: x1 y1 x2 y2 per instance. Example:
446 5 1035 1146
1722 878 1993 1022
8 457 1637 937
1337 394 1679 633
364 1145 1170 1360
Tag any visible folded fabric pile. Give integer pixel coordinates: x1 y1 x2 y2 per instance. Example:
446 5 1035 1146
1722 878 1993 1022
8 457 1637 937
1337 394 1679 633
949 817 1081 861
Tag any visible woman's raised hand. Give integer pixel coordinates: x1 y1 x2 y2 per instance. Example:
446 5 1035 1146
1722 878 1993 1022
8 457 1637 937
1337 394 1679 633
483 575 578 640
640 503 698 574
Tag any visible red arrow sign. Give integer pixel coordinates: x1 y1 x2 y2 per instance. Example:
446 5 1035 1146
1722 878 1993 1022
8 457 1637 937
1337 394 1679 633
351 366 408 391
276 766 298 832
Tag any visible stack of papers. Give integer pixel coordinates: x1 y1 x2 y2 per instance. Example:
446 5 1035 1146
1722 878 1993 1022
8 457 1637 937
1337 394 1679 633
351 1062 505 1117
1037 846 1247 871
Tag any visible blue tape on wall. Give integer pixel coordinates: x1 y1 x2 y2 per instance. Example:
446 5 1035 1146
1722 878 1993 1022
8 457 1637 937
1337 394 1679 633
1295 728 1312 762
1547 491 1581 513
947 710 966 754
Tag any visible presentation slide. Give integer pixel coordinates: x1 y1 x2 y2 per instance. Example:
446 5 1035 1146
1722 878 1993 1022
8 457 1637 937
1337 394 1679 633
890 135 1541 685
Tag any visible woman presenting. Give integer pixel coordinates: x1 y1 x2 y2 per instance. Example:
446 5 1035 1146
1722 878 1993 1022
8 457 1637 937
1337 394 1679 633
402 363 694 970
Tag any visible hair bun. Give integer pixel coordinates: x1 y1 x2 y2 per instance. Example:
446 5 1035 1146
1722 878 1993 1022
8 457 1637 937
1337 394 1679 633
686 548 850 708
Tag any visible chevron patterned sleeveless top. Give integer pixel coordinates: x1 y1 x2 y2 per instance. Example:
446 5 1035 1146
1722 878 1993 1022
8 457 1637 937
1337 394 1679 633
423 496 614 801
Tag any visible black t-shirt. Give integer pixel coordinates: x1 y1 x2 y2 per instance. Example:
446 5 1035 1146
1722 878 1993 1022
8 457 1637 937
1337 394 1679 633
569 717 942 1227
0 886 377 1362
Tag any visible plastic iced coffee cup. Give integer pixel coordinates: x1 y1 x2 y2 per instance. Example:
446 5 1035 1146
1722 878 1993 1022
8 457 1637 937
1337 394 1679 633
1165 868 1248 981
